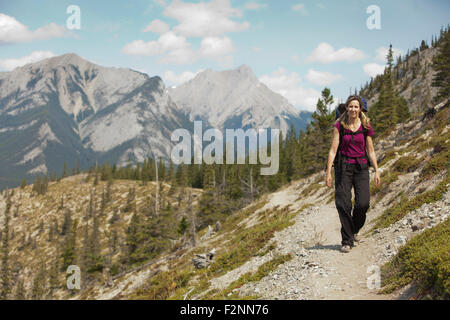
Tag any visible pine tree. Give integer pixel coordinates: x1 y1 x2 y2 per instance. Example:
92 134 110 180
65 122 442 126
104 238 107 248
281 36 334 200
420 40 429 51
31 262 46 300
81 222 90 274
123 187 136 213
372 44 400 134
74 159 81 175
109 226 118 255
88 204 103 273
125 212 142 264
32 174 42 195
61 208 72 236
100 188 106 216
177 216 189 238
42 174 48 194
168 159 177 196
312 88 335 170
62 219 78 271
48 256 60 298
158 158 166 181
106 179 113 204
395 95 410 122
187 191 196 247
432 26 450 102
198 164 220 227
100 163 113 181
93 170 99 186
62 162 69 178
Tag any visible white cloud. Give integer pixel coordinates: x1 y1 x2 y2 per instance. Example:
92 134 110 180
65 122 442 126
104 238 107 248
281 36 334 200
163 69 203 86
363 63 385 78
306 42 365 63
122 31 192 56
244 2 268 10
125 1 247 65
0 51 56 71
292 3 307 14
306 69 343 86
159 47 197 64
0 13 66 44
154 0 166 6
143 19 170 34
259 68 321 112
375 46 403 64
163 0 250 37
199 36 235 57
123 32 235 64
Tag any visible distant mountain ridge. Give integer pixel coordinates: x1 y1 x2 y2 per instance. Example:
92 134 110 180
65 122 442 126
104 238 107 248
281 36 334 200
0 53 191 189
0 54 312 189
169 65 311 136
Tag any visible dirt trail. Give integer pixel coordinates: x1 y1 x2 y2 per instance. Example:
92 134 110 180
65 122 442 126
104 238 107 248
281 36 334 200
235 180 398 300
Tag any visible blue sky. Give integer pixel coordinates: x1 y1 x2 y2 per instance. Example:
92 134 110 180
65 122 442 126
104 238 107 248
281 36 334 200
0 0 449 111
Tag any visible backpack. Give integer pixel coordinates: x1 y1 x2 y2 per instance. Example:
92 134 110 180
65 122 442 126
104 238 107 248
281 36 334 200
333 122 372 170
335 103 347 120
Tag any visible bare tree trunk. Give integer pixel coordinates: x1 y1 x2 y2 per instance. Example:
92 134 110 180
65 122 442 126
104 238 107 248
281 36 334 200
188 190 196 247
155 157 159 216
250 167 254 202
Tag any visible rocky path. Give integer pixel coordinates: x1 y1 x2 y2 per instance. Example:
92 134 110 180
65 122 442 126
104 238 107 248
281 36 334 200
232 178 450 300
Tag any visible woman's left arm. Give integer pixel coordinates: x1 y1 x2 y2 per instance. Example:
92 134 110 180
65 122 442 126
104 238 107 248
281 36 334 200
366 136 381 187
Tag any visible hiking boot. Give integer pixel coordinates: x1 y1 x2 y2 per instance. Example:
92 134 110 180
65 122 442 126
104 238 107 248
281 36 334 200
354 233 361 242
341 245 351 253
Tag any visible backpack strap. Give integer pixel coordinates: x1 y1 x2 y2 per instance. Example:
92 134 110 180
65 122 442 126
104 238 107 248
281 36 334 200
362 127 372 167
333 122 344 168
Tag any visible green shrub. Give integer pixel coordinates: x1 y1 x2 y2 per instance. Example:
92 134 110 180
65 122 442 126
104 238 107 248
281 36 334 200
372 173 449 230
380 219 450 298
419 131 450 181
131 269 194 300
392 155 423 173
379 150 398 168
208 207 296 276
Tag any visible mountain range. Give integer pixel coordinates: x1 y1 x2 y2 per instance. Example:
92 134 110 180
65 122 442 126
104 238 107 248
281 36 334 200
0 54 312 189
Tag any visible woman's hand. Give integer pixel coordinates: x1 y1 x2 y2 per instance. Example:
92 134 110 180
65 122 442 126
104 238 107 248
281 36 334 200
375 171 381 187
326 171 332 188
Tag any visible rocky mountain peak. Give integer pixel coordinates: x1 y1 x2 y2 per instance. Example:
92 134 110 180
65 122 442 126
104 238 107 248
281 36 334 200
236 64 255 77
168 65 308 135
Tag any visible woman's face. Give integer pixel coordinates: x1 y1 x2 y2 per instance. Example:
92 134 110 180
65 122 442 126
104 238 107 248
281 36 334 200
346 100 361 119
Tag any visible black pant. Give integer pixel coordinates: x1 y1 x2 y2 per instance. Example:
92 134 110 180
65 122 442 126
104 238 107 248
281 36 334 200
334 163 370 246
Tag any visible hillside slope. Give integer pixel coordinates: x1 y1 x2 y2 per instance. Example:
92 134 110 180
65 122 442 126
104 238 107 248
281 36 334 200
0 101 448 300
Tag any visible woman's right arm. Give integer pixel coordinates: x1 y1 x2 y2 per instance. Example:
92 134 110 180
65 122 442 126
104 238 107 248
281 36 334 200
326 127 340 187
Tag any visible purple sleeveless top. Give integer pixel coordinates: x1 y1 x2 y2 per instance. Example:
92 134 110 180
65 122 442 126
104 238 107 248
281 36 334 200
334 121 374 164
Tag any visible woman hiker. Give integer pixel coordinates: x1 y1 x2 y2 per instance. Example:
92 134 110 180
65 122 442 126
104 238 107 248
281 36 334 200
325 95 380 253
